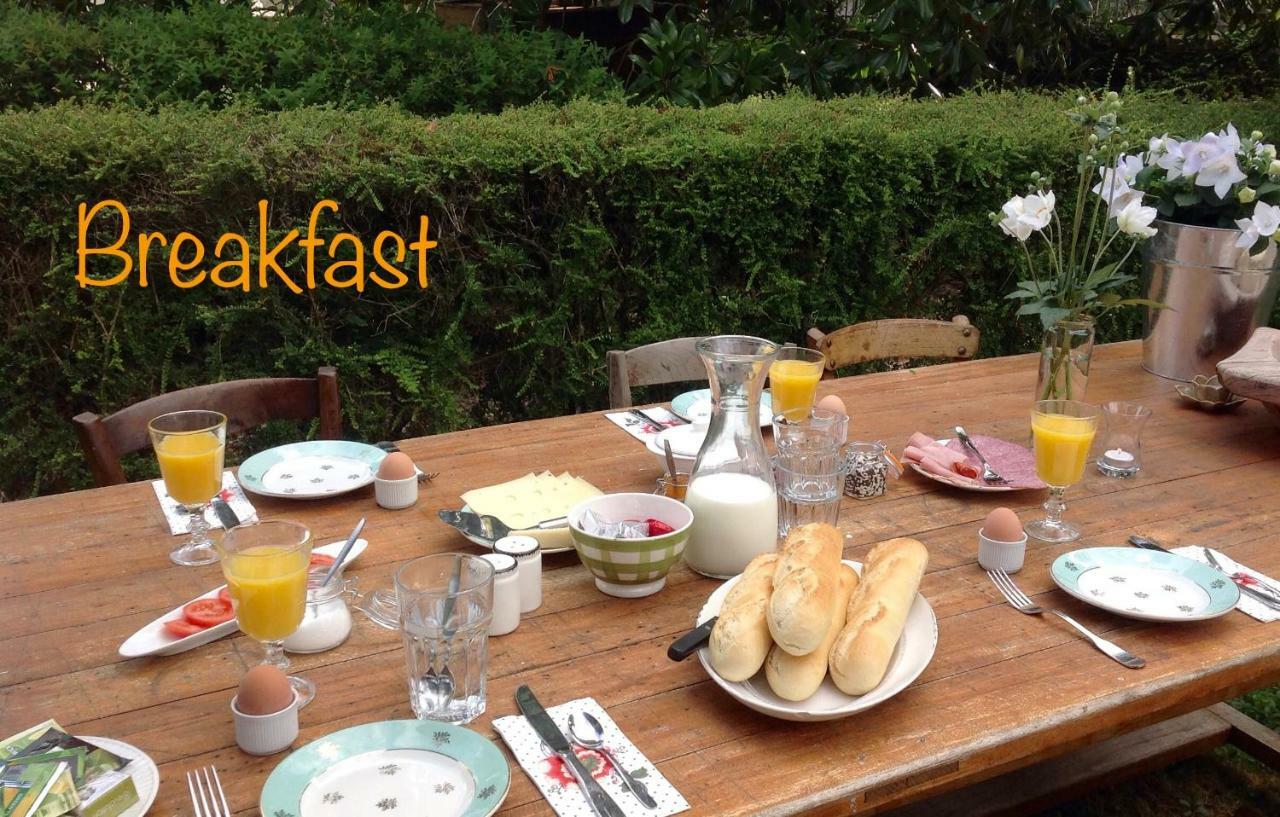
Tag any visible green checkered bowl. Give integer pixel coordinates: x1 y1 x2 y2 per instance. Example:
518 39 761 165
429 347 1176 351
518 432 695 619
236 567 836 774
568 493 693 598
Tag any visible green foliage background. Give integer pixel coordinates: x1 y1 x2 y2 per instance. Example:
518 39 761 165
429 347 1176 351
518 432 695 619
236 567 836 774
0 1 620 114
2 91 1279 498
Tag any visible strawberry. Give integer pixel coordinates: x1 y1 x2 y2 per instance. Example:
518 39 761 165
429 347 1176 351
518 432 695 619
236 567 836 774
646 518 675 536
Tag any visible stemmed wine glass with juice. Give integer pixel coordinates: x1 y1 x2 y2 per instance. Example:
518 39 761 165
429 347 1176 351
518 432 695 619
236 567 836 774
149 410 227 566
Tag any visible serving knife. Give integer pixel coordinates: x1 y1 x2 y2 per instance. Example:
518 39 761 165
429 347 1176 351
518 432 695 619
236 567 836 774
516 686 627 817
667 617 716 661
1129 535 1280 612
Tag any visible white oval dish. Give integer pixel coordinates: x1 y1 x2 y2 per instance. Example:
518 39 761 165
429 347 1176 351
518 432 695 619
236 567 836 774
695 559 937 721
81 736 159 817
118 537 368 658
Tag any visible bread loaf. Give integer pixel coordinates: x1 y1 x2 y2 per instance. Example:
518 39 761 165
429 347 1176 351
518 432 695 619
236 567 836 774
829 537 929 696
708 552 781 682
768 523 844 656
764 563 859 701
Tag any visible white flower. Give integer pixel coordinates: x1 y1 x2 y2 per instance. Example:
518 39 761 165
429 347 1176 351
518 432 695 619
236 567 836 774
1270 159 1280 176
1114 198 1158 238
1235 202 1280 250
1195 150 1248 199
998 191 1055 242
1115 154 1144 184
1092 169 1143 215
1150 136 1186 178
1218 124 1242 154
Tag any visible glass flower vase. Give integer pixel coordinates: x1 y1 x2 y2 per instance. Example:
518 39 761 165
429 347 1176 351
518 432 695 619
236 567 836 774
1037 319 1095 402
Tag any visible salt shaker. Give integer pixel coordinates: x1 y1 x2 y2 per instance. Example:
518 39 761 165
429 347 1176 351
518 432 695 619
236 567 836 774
480 552 520 636
495 535 542 613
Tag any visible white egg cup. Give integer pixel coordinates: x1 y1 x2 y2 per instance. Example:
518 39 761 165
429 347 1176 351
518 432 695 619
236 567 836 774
231 691 302 756
374 474 418 510
978 528 1028 574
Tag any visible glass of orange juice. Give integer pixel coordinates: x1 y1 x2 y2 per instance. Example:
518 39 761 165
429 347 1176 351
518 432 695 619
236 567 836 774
1028 400 1100 543
148 410 227 566
218 520 315 705
770 347 826 421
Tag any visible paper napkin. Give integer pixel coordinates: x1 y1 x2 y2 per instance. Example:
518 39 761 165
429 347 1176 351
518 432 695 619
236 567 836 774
493 696 688 817
1173 546 1280 623
604 408 686 443
151 471 259 535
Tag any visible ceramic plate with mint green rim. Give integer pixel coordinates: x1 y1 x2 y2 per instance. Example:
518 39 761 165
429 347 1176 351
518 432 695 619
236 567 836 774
1051 547 1240 622
261 720 509 817
671 388 773 427
237 441 386 499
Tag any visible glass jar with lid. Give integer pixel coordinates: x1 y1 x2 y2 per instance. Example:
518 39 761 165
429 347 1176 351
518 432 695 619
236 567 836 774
283 571 360 654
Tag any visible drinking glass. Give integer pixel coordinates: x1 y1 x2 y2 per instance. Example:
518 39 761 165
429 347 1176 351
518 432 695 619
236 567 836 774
772 408 849 473
392 554 495 724
1097 401 1152 478
218 520 315 705
773 456 842 538
769 346 826 421
148 410 227 566
1028 400 1100 543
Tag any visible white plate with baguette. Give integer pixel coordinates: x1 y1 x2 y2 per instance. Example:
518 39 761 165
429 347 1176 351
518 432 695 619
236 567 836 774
695 531 938 722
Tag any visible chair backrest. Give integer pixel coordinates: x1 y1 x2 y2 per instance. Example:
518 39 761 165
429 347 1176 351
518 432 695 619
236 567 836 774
606 337 705 409
806 316 980 371
72 366 342 486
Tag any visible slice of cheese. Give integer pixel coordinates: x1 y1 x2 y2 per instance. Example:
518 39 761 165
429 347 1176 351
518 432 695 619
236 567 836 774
461 471 602 531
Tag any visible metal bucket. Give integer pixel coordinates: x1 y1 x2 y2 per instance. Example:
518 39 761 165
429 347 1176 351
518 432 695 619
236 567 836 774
1141 220 1280 381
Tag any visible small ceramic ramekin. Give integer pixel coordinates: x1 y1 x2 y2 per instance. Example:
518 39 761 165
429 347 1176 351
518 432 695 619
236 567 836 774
978 528 1028 573
231 693 300 756
374 474 418 510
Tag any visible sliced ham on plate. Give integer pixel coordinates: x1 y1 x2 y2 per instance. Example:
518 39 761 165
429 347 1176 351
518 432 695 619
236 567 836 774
902 433 1045 491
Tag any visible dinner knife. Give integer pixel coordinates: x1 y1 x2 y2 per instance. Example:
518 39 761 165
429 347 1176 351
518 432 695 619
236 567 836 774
1130 535 1280 612
210 498 240 530
515 685 627 817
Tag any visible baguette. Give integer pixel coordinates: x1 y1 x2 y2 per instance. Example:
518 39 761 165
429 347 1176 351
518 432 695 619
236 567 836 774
829 537 929 696
765 563 859 701
708 553 781 682
768 523 844 656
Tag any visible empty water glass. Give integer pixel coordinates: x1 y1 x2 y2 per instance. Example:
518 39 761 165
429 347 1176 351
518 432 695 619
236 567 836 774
361 554 494 724
773 455 843 538
1097 402 1152 478
772 408 849 473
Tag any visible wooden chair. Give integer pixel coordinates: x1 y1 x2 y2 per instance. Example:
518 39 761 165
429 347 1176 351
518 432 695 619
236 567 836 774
73 367 342 487
806 316 979 373
607 338 705 409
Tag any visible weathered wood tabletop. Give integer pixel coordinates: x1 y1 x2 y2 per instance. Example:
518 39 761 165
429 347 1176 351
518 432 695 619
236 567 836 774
4 340 1280 817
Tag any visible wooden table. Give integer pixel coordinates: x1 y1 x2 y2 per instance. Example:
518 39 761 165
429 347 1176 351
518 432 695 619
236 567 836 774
5 340 1280 817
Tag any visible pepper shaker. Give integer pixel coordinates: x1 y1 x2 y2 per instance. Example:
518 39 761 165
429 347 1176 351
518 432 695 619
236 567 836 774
480 552 520 636
495 534 542 613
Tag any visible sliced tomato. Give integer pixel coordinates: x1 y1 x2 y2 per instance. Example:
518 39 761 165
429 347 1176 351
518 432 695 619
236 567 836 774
309 553 336 569
217 587 232 604
183 597 234 627
163 618 204 638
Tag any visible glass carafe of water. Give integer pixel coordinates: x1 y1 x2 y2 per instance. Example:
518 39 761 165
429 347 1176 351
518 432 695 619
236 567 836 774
684 335 779 578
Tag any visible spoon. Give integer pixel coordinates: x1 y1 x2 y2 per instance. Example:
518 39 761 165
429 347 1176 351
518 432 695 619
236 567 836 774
567 712 657 809
321 517 366 586
663 439 677 478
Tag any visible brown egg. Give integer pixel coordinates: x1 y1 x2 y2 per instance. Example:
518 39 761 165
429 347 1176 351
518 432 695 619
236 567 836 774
815 394 847 418
984 507 1024 543
377 451 417 481
236 665 294 716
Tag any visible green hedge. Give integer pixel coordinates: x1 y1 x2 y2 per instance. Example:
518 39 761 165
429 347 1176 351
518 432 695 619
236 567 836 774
0 1 619 114
3 91 1279 498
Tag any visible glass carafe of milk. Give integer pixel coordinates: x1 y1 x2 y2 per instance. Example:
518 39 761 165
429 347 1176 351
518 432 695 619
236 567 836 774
684 335 780 578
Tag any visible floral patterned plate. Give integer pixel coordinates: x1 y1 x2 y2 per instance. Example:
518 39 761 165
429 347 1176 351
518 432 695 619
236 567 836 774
260 720 509 817
237 441 386 500
1051 547 1240 622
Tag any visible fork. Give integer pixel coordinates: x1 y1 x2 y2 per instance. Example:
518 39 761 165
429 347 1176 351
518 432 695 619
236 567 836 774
954 426 1008 485
187 766 231 817
987 569 1145 669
